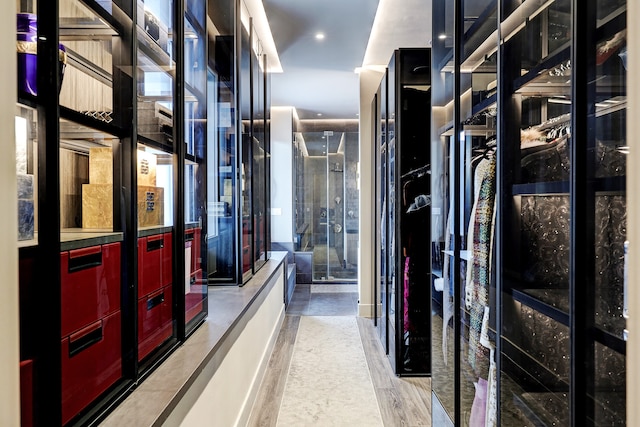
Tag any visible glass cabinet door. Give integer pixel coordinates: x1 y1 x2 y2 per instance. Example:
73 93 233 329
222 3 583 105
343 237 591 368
251 29 267 271
589 1 626 424
499 1 573 424
430 0 457 423
377 81 389 351
457 0 498 424
386 57 397 371
136 0 177 365
183 0 207 330
207 0 237 284
59 1 128 424
240 24 252 281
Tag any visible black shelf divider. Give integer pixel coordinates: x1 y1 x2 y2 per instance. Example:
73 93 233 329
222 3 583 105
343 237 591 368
512 180 571 196
511 288 570 327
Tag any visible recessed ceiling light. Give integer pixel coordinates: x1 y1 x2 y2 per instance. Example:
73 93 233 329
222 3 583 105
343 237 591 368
438 34 447 40
315 33 325 40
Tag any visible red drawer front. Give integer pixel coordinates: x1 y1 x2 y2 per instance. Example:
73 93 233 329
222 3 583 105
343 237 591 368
193 228 201 272
61 243 121 337
62 311 122 425
138 233 172 298
185 269 204 324
138 285 173 361
161 233 173 285
20 360 33 427
243 245 251 272
185 228 201 274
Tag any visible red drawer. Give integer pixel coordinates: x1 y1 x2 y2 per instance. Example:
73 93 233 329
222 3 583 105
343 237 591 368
243 245 251 272
138 285 173 361
61 243 121 337
138 233 172 298
20 360 33 427
185 269 204 324
62 311 122 425
161 232 173 285
185 228 201 274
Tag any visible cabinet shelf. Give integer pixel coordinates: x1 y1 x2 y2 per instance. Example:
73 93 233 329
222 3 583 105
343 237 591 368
514 46 571 96
512 176 625 196
137 131 174 151
64 45 113 88
471 93 497 117
511 288 570 326
60 106 122 138
511 288 627 354
137 26 175 75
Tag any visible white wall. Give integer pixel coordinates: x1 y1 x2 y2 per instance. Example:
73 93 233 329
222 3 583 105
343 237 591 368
358 68 385 317
0 3 20 425
270 107 294 244
627 2 639 423
179 268 285 426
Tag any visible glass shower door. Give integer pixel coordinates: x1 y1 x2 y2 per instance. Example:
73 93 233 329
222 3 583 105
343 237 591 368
295 129 358 283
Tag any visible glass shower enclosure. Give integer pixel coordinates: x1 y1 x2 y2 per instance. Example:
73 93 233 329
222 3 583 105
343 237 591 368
293 128 359 282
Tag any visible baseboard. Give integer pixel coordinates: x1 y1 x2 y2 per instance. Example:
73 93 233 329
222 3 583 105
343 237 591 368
358 303 376 318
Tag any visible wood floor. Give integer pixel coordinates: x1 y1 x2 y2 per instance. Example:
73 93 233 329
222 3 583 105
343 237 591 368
247 284 432 427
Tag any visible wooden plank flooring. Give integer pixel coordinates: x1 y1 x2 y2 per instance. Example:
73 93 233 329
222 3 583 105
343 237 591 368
247 286 431 427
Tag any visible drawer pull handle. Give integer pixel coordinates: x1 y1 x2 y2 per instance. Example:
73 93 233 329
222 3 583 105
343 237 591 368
68 246 103 273
147 238 164 252
68 320 103 357
147 293 165 310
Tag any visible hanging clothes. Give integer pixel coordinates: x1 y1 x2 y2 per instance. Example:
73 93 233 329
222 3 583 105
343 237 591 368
467 154 496 375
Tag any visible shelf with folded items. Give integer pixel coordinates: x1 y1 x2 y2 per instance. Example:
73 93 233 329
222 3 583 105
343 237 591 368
58 1 124 127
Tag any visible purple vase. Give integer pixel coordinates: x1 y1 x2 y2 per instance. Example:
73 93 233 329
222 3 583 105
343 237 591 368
17 13 66 96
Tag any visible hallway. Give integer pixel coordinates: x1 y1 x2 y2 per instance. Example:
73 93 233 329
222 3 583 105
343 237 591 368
247 284 432 426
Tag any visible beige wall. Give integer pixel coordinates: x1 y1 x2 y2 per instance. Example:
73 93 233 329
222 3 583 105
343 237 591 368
1 3 20 425
358 68 385 317
270 107 295 244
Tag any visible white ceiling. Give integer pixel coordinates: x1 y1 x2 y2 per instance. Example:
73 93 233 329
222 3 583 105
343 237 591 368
262 0 433 120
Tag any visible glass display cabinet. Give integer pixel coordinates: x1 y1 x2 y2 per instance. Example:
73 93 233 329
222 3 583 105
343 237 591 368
375 48 432 376
12 0 233 424
431 0 627 425
13 0 264 423
16 1 131 424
